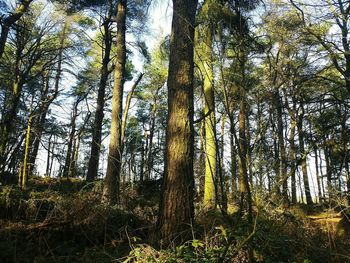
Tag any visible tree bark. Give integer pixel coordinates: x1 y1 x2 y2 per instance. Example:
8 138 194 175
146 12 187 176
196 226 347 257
102 0 127 205
156 0 197 244
229 117 237 199
238 85 253 222
289 112 297 204
140 139 144 184
218 114 227 212
297 103 313 205
20 113 33 190
86 19 113 181
46 134 52 177
325 141 333 202
63 99 79 178
146 102 156 180
275 91 289 204
314 146 323 202
198 120 205 200
121 73 143 145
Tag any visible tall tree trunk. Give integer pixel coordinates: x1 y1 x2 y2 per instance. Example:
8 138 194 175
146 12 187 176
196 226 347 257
276 91 289 204
71 137 79 177
86 20 112 181
297 103 313 205
146 103 156 180
49 136 56 177
71 113 90 177
298 170 304 203
198 120 205 200
289 113 297 204
46 134 52 177
340 110 350 205
270 105 280 194
144 131 149 180
325 142 333 202
229 117 237 199
140 139 144 184
28 109 47 175
256 98 264 191
198 26 217 210
319 148 326 201
314 146 323 202
121 73 143 145
235 41 252 222
156 0 197 243
238 85 253 222
218 114 227 212
102 0 127 205
285 96 298 204
63 99 80 178
246 112 253 188
20 113 33 190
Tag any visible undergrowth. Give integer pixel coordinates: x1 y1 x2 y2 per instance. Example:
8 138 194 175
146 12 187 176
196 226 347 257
0 177 349 262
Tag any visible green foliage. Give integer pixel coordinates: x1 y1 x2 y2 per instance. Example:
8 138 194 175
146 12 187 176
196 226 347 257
54 0 110 13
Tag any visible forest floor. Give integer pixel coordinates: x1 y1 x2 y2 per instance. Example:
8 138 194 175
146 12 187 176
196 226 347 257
0 177 349 263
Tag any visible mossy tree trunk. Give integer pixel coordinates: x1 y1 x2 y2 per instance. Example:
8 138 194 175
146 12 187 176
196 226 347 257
19 113 33 190
197 26 217 210
238 85 253 222
237 47 252 222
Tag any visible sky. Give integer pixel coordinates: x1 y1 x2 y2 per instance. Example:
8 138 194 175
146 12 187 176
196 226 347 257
130 0 172 73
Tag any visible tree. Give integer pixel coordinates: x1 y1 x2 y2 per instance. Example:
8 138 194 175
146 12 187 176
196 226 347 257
130 41 168 186
86 4 114 182
102 0 127 205
156 0 198 243
0 5 63 175
26 16 71 176
196 0 217 210
290 0 350 205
